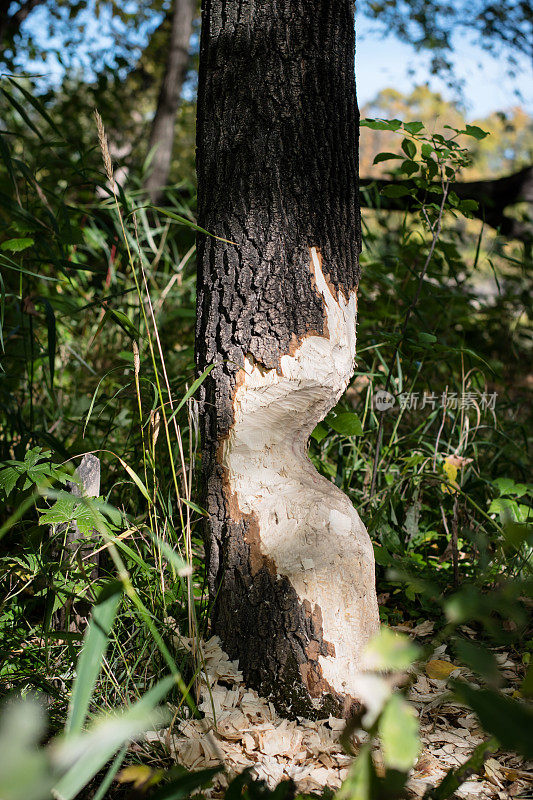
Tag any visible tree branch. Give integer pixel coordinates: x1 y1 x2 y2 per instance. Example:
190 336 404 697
360 165 533 242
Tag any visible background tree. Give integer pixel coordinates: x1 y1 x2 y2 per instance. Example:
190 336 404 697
195 0 379 717
360 0 533 78
144 0 196 202
0 0 162 72
359 87 533 179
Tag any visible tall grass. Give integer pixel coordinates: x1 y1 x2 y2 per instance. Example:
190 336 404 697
0 83 205 722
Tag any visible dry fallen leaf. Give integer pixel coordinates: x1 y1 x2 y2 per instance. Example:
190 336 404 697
413 620 435 637
485 757 505 788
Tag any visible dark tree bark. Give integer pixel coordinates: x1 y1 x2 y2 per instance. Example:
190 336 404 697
196 0 379 718
144 0 196 203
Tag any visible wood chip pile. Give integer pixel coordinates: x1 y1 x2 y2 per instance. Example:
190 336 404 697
145 630 532 799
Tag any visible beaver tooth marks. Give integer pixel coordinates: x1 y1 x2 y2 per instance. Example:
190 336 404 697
221 247 379 704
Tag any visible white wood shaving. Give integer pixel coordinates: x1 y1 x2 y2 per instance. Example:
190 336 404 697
150 632 532 799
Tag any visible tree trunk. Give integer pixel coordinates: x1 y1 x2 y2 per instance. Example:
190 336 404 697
195 0 379 718
144 0 195 203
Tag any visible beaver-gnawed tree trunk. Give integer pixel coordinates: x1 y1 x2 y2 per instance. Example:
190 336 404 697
195 0 379 718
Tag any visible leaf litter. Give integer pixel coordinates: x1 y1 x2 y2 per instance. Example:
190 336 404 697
145 626 532 798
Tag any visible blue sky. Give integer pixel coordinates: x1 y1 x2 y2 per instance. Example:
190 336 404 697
356 16 533 118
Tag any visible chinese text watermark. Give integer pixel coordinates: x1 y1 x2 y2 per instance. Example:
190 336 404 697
373 389 498 413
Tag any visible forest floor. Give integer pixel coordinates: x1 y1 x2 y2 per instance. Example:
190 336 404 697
144 630 532 800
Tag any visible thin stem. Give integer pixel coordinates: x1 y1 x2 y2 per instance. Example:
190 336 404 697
370 181 449 496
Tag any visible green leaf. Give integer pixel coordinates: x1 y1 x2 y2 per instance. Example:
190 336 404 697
403 121 424 134
373 544 393 567
39 494 78 527
336 745 376 800
493 478 530 498
152 207 235 244
182 497 208 516
0 699 52 800
65 583 122 735
53 698 171 800
364 627 420 671
418 332 437 344
425 159 439 179
458 198 479 214
328 411 363 436
502 518 533 550
167 364 215 425
0 88 45 140
109 309 140 339
148 767 221 800
381 184 411 198
26 447 45 467
0 237 34 252
401 138 417 159
91 746 128 800
399 160 419 177
360 118 402 131
7 78 64 138
93 499 123 528
372 152 403 164
26 463 53 488
73 503 102 537
494 477 518 495
310 422 328 443
153 536 192 577
488 497 531 523
464 124 488 140
102 451 152 503
379 694 420 772
421 142 433 157
0 466 22 498
452 682 533 759
453 639 500 683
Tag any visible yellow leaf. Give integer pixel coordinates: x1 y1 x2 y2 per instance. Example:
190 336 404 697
441 454 474 494
117 765 162 789
501 766 519 781
426 659 459 680
442 456 459 494
443 458 458 483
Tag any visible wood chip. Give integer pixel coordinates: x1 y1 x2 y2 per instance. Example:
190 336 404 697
156 632 527 800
